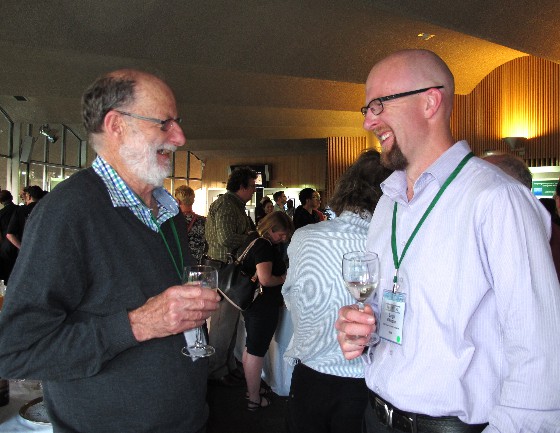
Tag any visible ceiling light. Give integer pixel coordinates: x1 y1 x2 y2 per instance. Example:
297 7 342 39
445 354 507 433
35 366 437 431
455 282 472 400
503 136 527 153
39 124 59 143
417 33 435 41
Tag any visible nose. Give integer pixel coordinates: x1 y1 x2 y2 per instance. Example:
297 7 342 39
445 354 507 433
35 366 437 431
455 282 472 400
168 122 186 147
362 111 380 131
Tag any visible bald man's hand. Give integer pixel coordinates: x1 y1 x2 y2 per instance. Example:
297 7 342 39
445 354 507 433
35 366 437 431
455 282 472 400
335 304 377 360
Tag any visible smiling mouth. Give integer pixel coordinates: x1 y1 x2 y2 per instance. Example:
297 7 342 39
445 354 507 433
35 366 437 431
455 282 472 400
157 149 173 156
377 131 393 144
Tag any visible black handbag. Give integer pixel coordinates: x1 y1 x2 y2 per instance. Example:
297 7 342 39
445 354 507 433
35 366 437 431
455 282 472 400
217 238 262 311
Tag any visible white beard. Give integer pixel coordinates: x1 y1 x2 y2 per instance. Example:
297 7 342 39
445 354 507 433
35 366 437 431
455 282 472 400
118 130 173 187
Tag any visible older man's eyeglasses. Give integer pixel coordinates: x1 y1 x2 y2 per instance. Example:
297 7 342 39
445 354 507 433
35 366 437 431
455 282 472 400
116 110 182 132
360 86 444 117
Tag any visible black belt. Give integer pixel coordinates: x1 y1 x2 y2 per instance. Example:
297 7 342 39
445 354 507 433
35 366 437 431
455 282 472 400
369 391 488 433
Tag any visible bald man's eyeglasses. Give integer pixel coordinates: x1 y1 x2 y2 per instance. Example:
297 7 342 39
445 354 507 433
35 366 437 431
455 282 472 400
116 110 182 132
360 86 444 117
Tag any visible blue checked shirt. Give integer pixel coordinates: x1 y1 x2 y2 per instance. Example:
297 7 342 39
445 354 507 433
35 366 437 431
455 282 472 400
92 156 178 231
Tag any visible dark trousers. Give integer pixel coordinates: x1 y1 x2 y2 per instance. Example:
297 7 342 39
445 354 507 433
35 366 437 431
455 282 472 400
207 299 240 379
287 363 368 433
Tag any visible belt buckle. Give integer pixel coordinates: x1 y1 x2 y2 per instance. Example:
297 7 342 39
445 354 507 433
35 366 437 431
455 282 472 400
375 397 393 427
374 397 415 433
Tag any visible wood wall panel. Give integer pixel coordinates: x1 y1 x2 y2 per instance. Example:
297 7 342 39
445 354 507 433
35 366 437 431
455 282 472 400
326 136 370 202
452 56 560 166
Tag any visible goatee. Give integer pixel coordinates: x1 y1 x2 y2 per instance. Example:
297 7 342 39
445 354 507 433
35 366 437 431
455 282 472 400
381 141 408 171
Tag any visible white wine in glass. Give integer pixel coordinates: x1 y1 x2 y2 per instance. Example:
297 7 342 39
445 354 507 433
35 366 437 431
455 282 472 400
342 251 380 345
181 265 218 358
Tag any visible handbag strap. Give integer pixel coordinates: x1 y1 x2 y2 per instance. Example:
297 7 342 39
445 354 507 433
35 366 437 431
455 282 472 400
236 237 260 263
186 214 198 233
238 237 273 284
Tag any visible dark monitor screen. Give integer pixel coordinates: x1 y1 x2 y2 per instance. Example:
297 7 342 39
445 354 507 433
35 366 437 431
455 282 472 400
229 164 270 187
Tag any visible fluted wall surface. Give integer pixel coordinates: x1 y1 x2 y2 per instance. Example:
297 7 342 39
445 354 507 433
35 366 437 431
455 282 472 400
451 56 560 167
326 136 370 202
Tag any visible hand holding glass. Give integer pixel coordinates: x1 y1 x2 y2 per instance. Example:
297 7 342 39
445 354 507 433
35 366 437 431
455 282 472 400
181 265 217 358
342 251 380 345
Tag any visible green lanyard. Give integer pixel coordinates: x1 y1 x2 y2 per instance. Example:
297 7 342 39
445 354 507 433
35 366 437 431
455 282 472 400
136 192 184 281
391 152 474 292
151 215 184 281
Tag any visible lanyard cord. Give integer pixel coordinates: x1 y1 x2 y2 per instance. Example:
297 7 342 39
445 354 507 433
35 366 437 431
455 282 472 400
391 152 474 290
151 215 184 281
134 191 184 280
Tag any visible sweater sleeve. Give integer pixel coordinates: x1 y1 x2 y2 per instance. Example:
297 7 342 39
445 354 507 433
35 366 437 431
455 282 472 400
0 183 139 381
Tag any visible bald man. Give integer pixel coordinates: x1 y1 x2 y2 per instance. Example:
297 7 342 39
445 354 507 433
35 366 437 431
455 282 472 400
0 70 220 433
336 50 560 432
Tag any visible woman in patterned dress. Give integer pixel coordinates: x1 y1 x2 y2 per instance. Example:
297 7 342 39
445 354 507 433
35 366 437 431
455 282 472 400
175 185 207 264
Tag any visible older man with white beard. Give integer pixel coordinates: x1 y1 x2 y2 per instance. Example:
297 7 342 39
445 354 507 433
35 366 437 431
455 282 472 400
0 70 220 433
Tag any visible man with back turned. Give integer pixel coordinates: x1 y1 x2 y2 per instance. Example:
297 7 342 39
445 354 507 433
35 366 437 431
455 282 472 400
205 166 257 386
335 49 560 432
0 70 220 432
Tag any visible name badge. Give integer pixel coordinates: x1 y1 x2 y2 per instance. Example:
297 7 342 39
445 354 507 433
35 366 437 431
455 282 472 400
379 290 406 345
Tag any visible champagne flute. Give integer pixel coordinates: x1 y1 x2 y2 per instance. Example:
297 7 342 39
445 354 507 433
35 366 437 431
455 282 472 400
181 265 217 358
342 251 380 345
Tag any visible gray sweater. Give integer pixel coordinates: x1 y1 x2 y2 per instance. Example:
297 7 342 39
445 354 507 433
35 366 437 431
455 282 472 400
0 168 207 433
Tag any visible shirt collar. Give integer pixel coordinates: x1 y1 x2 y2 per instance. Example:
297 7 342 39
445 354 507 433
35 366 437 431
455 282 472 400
381 140 472 202
92 156 178 231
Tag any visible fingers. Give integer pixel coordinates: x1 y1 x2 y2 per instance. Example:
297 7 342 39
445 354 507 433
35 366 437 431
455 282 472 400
129 285 221 342
335 304 376 360
172 284 222 302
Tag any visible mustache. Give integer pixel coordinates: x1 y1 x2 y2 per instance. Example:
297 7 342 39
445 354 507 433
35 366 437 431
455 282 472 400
156 144 176 153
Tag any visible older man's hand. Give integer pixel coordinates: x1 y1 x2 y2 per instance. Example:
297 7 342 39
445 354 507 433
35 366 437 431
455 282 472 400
335 304 377 360
128 284 221 342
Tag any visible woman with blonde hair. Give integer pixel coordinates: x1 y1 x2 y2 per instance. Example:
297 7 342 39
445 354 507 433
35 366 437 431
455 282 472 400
174 185 207 263
238 211 294 410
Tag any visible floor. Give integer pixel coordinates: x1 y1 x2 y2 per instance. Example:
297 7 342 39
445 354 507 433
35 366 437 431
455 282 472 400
207 379 289 433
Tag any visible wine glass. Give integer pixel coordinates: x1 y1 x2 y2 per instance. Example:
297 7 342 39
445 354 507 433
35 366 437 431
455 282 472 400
342 251 380 345
181 265 218 359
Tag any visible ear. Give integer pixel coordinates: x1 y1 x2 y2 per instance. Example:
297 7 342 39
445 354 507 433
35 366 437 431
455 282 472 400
103 110 126 138
424 87 443 119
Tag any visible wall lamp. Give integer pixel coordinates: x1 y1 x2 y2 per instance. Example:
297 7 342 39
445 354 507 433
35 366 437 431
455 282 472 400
503 136 527 153
39 124 59 143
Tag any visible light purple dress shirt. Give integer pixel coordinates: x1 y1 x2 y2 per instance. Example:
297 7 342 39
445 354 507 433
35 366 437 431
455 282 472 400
365 141 560 432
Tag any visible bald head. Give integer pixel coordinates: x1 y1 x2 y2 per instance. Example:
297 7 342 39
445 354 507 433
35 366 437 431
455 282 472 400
366 49 455 119
483 153 533 189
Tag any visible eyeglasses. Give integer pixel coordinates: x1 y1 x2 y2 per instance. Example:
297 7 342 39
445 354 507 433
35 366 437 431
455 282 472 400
116 110 182 132
360 86 444 117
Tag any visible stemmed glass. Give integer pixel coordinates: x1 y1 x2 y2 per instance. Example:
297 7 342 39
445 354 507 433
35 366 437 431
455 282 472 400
342 251 380 345
181 265 218 359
